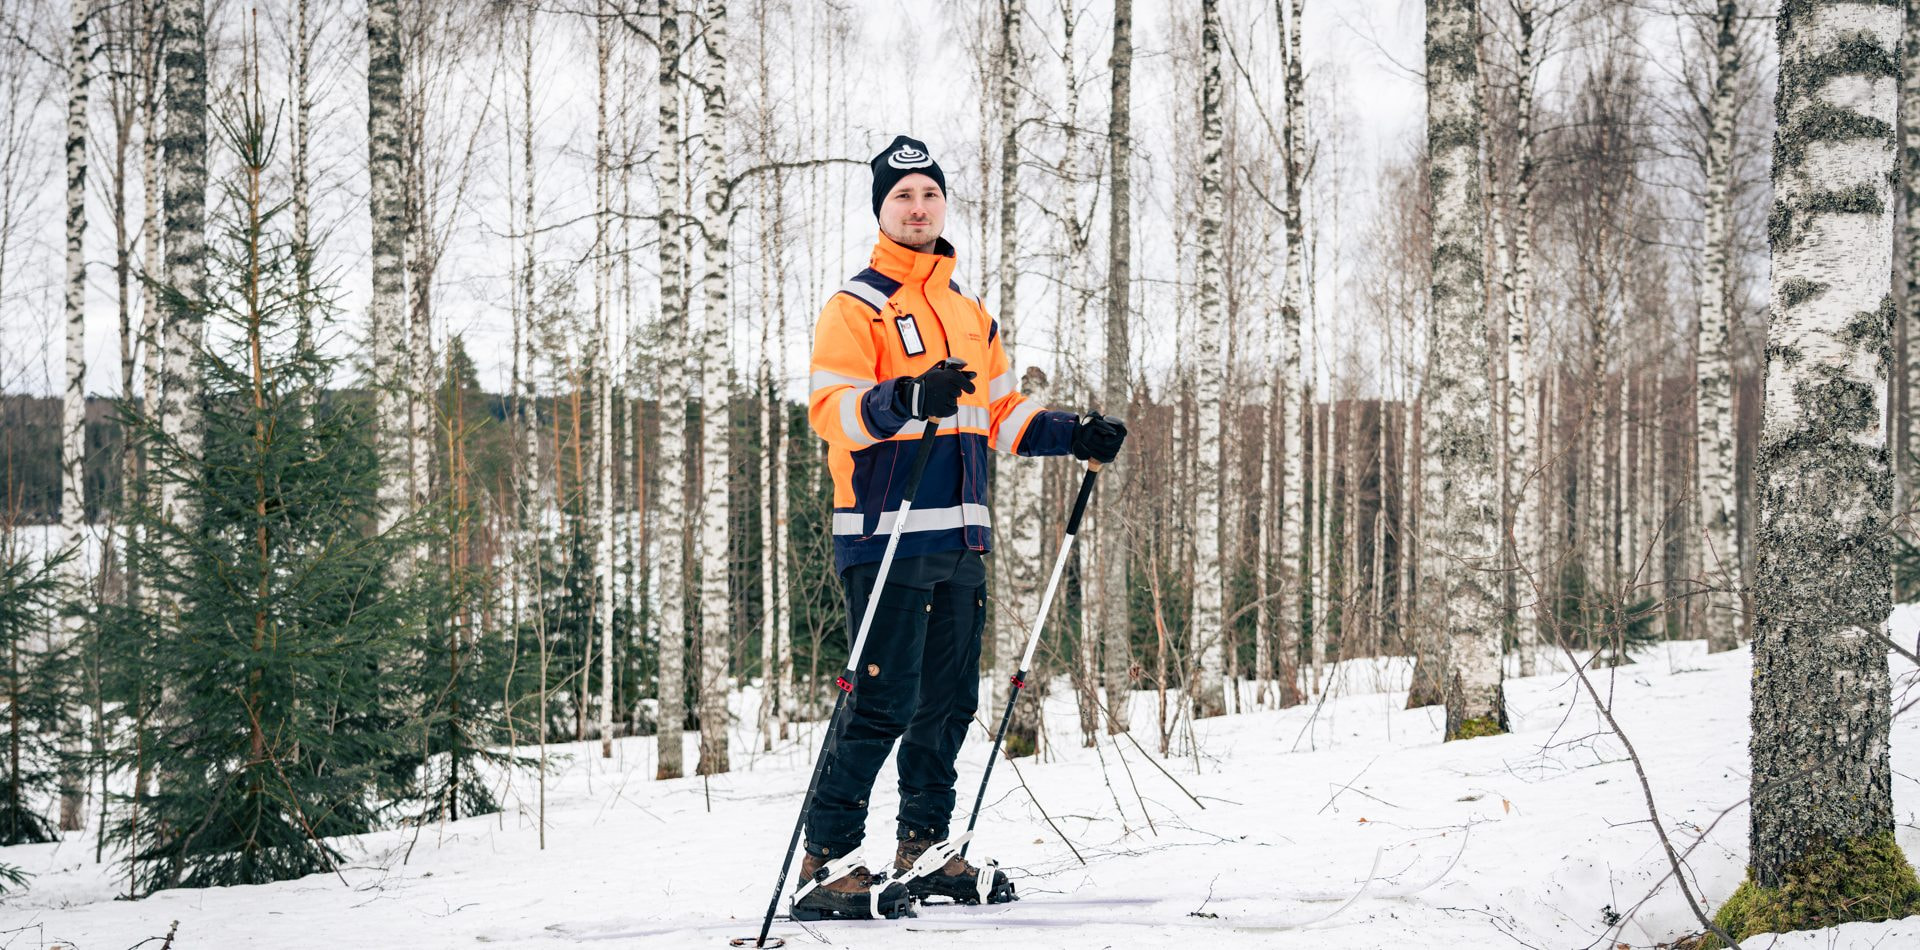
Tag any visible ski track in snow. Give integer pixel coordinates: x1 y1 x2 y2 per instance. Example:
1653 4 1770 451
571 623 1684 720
8 629 1920 948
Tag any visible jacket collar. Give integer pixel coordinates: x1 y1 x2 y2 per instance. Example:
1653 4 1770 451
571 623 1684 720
870 230 958 289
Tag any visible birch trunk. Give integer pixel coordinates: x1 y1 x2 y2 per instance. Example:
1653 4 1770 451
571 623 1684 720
653 0 688 780
1423 0 1503 739
111 0 142 628
368 0 408 537
1003 369 1051 755
158 0 208 529
59 0 92 833
1901 0 1920 575
292 0 312 346
1698 0 1741 653
753 6 786 747
991 0 1037 721
1278 0 1308 708
515 4 539 637
1745 0 1909 904
695 0 732 777
1191 0 1228 718
1097 0 1134 734
1508 0 1540 675
134 0 161 638
596 0 616 758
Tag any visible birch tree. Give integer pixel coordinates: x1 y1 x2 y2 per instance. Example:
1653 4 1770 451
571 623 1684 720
991 0 1041 722
58 0 92 832
1901 0 1920 557
1190 0 1228 718
1278 0 1307 707
367 0 407 536
512 0 539 641
1717 0 1920 940
1504 0 1541 674
1096 0 1133 733
653 0 688 780
694 0 731 777
596 0 617 759
1422 0 1503 740
157 0 207 530
1695 0 1742 653
290 0 313 345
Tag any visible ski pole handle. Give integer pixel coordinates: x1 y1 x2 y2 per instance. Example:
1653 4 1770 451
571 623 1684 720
1062 460 1101 537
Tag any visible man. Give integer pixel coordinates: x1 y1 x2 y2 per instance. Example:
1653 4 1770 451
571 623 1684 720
796 134 1128 920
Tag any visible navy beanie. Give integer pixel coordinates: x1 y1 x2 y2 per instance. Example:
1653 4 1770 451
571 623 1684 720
870 135 946 218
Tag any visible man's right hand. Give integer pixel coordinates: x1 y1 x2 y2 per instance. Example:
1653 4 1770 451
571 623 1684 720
893 360 976 420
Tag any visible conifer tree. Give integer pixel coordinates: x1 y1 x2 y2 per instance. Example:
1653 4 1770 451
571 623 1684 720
107 68 427 894
0 543 71 853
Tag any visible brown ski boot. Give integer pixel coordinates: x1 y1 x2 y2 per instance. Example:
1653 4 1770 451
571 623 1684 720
894 836 1016 905
790 851 913 921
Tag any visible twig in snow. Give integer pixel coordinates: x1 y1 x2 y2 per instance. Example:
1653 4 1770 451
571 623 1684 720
1078 687 1207 809
1112 731 1158 836
986 734 1086 866
1539 611 1743 949
1318 756 1381 815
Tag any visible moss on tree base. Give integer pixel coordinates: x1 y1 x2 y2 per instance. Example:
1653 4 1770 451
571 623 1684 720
1697 831 1920 949
1445 716 1505 741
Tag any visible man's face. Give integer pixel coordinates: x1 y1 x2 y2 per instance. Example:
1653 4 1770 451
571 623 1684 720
878 173 946 250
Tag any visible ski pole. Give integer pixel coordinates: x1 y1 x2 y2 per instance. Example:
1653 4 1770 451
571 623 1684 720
959 456 1105 859
740 360 964 949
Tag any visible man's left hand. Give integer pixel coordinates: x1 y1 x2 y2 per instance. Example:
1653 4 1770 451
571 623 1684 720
1071 412 1128 464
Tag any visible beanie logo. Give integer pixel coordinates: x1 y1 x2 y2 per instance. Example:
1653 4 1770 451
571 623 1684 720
887 145 933 170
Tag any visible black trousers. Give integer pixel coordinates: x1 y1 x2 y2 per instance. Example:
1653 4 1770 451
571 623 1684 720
805 548 986 860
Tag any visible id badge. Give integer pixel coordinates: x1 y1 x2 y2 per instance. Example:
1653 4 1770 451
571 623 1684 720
896 314 927 357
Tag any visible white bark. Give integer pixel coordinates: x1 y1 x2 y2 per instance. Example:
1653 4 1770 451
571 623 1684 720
1905 0 1920 549
1423 0 1502 738
1698 0 1742 653
596 0 616 759
58 0 92 833
368 0 407 537
157 0 207 530
653 0 687 780
1748 0 1901 888
1507 0 1540 675
1278 0 1308 707
1191 0 1228 718
514 3 539 639
991 0 1037 722
1000 367 1051 755
292 0 312 346
695 0 732 777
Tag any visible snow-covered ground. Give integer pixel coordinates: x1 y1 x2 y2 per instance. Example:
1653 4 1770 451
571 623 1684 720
6 636 1920 949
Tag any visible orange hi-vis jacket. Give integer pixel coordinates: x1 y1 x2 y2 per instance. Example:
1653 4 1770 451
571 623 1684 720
809 232 1076 573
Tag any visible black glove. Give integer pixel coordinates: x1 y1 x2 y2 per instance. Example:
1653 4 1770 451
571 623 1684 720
893 359 976 420
1071 412 1128 463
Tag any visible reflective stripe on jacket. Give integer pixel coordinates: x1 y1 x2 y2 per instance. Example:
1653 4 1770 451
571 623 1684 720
808 231 1075 573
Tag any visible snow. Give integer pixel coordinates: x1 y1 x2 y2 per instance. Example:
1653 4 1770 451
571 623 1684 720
6 636 1920 949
